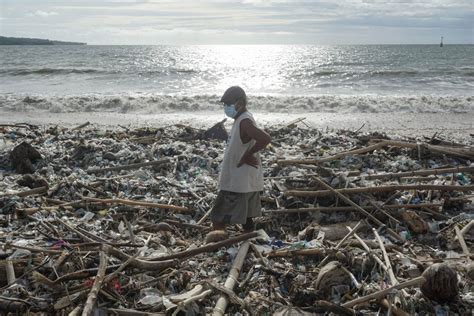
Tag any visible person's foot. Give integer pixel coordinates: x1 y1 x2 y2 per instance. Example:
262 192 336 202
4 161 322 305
204 230 229 244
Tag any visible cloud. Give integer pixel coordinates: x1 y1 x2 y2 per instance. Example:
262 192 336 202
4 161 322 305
1 0 472 44
27 10 59 17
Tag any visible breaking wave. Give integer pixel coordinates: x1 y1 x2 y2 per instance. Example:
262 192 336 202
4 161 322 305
0 94 472 114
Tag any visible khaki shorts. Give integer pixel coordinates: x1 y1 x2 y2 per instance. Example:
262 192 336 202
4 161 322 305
210 190 262 225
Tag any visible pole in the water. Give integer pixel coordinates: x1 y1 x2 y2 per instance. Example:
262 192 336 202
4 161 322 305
440 36 443 47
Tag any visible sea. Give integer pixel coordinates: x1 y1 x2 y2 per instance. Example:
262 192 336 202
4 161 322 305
0 45 473 114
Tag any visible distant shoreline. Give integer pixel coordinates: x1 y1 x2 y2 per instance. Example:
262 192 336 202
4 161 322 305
0 36 86 45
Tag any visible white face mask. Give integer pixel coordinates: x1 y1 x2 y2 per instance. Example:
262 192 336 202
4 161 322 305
224 103 238 118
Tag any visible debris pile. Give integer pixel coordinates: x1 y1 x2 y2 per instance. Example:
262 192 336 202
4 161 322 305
0 119 473 315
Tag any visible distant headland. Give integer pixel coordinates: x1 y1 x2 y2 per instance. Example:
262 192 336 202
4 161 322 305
0 36 86 45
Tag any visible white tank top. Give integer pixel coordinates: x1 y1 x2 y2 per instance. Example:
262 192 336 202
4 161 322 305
218 112 264 193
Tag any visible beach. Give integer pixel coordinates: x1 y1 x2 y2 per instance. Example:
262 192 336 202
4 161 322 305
2 110 473 140
1 44 473 314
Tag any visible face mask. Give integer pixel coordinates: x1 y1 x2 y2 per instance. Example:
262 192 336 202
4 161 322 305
224 104 238 118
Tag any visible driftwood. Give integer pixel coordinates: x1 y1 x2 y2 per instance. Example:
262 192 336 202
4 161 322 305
454 225 471 255
87 158 169 174
285 184 474 197
312 177 404 242
277 140 474 165
72 121 90 130
147 231 259 261
3 186 48 198
212 241 250 316
353 166 474 180
80 196 189 213
82 250 108 316
103 245 178 271
263 203 442 214
342 276 424 308
267 248 326 258
315 300 356 316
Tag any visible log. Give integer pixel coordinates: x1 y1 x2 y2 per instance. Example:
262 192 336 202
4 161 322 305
342 276 424 308
147 231 259 261
87 158 169 174
82 250 108 316
80 196 189 213
312 177 404 242
212 241 250 316
263 203 442 214
285 184 474 197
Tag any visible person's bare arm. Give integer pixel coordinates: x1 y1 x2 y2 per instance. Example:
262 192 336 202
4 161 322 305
237 119 271 168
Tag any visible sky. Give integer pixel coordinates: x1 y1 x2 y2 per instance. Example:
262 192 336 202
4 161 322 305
0 0 473 45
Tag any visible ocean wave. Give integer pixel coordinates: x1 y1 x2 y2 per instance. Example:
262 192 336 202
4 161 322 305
3 68 102 76
0 94 472 114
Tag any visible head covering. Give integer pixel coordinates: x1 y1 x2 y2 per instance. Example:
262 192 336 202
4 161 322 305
220 86 246 105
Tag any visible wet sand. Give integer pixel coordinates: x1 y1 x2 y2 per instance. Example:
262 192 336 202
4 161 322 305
1 110 473 141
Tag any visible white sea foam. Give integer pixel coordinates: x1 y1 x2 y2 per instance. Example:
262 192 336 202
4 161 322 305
0 94 472 114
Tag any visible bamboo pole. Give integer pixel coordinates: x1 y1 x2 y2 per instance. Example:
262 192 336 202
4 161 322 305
80 196 189 213
312 177 404 242
285 184 474 198
263 203 442 215
87 158 169 174
342 276 424 308
212 241 250 316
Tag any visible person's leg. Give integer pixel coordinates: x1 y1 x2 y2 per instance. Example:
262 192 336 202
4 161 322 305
211 221 226 231
242 217 255 232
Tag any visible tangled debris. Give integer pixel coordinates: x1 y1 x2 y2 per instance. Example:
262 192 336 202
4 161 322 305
0 119 473 315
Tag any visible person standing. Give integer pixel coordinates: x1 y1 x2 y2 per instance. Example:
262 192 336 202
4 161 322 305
206 86 271 243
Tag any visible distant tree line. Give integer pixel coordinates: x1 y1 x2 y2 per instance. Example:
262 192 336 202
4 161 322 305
0 36 86 45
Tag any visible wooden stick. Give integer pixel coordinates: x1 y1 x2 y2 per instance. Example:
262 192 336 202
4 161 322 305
80 196 189 213
312 177 404 242
172 290 213 316
72 121 90 130
317 220 364 268
277 141 387 165
197 208 213 225
373 229 398 286
147 231 259 261
103 245 178 271
315 300 356 316
342 276 424 308
360 166 474 180
3 186 48 198
285 184 474 197
87 158 169 174
263 203 442 214
378 298 410 316
454 225 470 255
277 140 474 165
267 248 326 258
5 259 15 286
212 241 250 316
82 250 108 316
105 308 166 316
